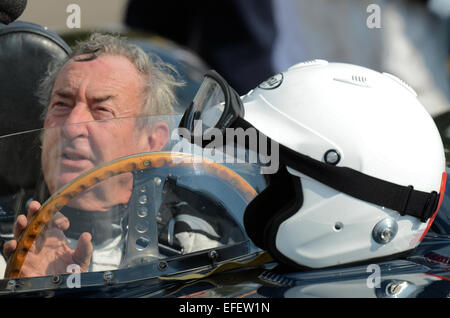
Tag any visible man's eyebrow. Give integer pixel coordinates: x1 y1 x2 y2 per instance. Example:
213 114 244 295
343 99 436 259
52 91 116 103
53 90 74 99
92 95 116 103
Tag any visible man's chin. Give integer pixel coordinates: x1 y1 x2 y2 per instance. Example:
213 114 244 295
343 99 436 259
53 172 87 193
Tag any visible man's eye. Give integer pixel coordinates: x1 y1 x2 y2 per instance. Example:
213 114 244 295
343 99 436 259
93 106 115 119
96 107 111 112
53 102 70 108
50 102 71 113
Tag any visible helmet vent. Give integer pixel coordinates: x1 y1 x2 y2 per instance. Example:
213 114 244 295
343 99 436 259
352 75 367 83
333 75 369 88
288 59 328 70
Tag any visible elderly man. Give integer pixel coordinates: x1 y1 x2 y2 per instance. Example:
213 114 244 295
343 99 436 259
2 33 186 277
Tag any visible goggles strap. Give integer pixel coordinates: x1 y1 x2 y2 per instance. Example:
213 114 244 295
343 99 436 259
280 144 442 223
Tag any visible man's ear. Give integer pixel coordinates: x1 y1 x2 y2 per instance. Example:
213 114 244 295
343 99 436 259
147 121 169 151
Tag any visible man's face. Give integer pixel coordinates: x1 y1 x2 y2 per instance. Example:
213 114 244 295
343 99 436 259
41 54 167 206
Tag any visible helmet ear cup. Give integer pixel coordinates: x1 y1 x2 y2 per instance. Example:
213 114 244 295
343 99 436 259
243 165 303 252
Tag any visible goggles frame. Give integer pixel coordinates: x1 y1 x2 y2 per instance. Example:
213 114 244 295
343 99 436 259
179 69 244 138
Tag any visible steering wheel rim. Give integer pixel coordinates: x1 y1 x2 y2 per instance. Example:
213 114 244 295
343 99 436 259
5 152 257 278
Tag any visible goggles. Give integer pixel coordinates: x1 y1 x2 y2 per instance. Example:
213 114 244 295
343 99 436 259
178 70 444 224
179 70 249 142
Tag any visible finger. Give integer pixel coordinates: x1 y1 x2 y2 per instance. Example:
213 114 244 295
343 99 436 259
49 212 70 231
13 214 27 239
72 232 93 272
3 240 17 259
26 201 41 221
11 201 41 241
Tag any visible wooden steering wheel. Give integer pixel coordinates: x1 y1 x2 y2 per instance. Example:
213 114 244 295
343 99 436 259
5 152 257 278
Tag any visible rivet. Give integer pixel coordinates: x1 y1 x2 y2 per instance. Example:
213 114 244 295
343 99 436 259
208 250 218 262
372 218 398 244
6 280 16 291
158 261 168 271
324 149 341 165
334 222 344 231
103 271 113 283
385 281 409 297
51 275 61 285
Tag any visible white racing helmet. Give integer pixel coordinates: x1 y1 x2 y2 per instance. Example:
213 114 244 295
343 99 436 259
179 60 447 269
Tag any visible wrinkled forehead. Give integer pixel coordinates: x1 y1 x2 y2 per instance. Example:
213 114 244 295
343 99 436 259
53 54 146 98
59 54 142 83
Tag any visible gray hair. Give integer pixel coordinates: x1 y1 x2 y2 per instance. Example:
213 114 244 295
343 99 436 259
38 33 184 119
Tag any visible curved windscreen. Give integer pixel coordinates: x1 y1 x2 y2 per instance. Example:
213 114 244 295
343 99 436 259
0 114 267 279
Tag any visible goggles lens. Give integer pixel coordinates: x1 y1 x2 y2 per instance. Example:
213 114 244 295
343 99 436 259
190 77 225 136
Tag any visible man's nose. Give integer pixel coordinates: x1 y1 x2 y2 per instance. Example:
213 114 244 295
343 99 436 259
62 103 92 139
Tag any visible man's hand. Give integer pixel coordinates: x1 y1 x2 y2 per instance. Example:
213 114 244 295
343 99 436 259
3 201 93 277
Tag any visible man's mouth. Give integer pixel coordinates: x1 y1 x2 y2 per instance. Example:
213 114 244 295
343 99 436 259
60 150 92 169
62 153 88 161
